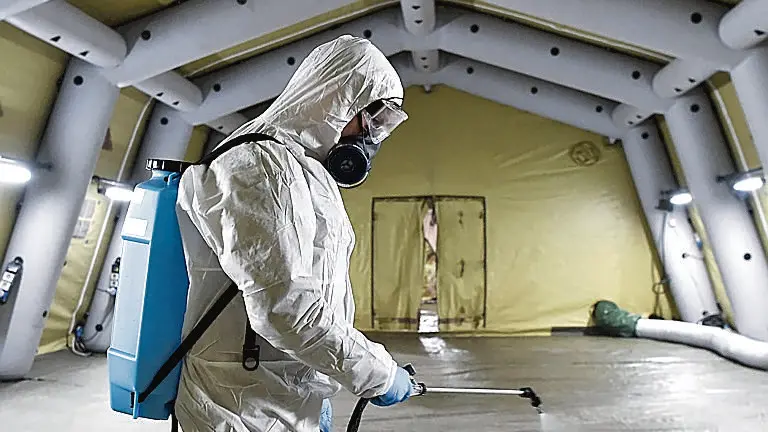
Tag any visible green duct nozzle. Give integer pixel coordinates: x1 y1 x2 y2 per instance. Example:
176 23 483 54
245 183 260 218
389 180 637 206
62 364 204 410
592 300 641 338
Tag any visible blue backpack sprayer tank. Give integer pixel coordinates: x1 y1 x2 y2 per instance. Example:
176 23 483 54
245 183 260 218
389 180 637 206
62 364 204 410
106 133 278 428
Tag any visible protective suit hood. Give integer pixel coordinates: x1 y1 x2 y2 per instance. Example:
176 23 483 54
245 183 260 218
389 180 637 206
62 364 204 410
228 35 405 161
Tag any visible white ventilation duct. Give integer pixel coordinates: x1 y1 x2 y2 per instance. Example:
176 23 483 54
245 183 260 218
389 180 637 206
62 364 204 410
718 0 768 51
636 319 768 370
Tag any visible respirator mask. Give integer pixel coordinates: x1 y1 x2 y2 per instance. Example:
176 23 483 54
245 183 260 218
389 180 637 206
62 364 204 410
325 98 408 188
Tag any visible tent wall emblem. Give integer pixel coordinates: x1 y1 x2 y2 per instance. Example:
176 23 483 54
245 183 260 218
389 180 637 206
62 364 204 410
570 141 601 167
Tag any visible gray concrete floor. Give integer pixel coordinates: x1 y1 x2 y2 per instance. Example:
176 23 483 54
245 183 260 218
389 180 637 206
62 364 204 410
1 335 767 431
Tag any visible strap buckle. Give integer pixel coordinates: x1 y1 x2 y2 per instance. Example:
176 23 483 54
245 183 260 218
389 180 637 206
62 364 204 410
242 323 260 371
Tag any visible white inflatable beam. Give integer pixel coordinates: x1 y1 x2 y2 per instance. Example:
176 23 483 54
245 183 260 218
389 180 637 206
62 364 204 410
3 1 752 124
611 104 654 129
436 10 671 113
187 6 675 126
7 0 127 68
8 0 744 77
479 0 753 102
4 2 688 124
651 58 721 99
0 59 120 379
132 71 203 113
3 1 201 111
718 0 768 51
103 0 384 87
203 132 227 156
0 0 48 20
393 54 626 139
621 127 719 322
4 2 715 129
665 92 768 342
203 105 268 152
410 49 439 74
485 0 744 67
400 0 435 36
191 5 681 124
401 0 439 77
181 9 405 125
205 113 249 136
730 48 768 174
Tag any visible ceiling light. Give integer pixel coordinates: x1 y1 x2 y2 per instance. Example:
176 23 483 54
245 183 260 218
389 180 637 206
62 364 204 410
733 176 765 192
657 188 692 212
0 156 33 185
717 167 764 194
669 191 693 205
105 186 136 202
93 176 136 202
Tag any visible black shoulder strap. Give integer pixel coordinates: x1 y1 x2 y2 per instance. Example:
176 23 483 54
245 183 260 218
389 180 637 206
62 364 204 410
138 283 239 403
170 412 179 432
196 132 280 167
138 132 279 405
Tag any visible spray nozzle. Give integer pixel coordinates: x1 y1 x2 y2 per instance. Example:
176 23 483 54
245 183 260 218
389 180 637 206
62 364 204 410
519 387 543 413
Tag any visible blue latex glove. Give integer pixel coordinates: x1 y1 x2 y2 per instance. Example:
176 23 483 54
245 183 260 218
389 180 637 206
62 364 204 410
370 366 413 407
319 399 332 432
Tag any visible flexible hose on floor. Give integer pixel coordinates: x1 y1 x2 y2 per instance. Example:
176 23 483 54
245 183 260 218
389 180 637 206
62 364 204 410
636 318 768 370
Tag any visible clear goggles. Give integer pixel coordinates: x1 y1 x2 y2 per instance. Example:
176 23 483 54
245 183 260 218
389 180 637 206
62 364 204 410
361 98 409 144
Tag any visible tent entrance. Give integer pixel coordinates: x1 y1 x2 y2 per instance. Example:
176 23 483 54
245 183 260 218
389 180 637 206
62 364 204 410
371 196 487 333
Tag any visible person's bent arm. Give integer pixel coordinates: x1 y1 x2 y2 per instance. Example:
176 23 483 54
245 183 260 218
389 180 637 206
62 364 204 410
182 146 396 399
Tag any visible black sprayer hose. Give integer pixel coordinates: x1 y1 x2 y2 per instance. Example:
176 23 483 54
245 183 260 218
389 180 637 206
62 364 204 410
346 385 541 431
346 398 370 432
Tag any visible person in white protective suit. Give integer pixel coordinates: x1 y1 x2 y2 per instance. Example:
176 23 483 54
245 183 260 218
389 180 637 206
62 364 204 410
174 34 413 432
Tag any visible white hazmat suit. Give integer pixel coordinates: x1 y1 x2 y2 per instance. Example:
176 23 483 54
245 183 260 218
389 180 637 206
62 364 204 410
174 35 407 431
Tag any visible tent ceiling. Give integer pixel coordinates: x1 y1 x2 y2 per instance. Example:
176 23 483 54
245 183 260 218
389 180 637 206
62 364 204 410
2 0 753 135
67 0 742 28
62 0 743 77
68 0 186 26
